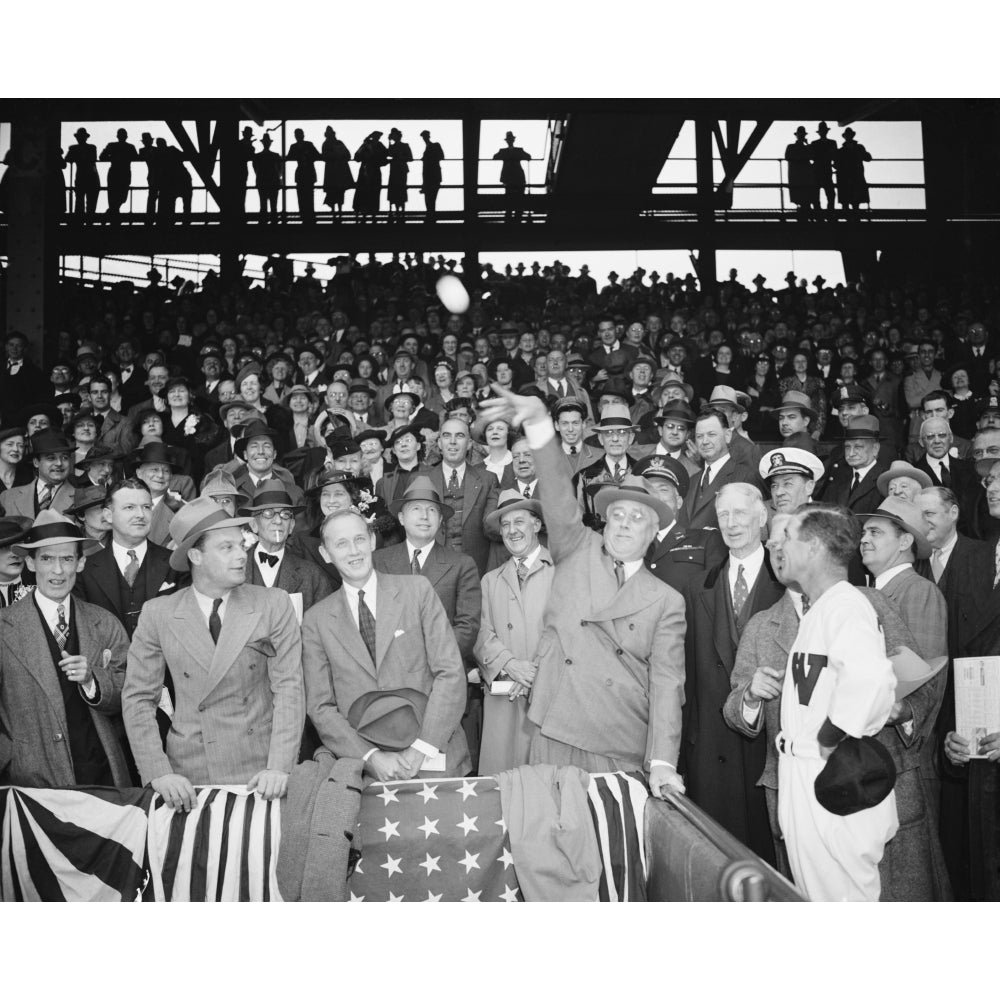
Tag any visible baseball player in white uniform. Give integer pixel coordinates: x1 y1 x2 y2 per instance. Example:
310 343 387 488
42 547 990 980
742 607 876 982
776 506 899 901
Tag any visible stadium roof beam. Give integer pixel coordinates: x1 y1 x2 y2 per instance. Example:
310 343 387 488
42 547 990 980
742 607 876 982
166 119 223 209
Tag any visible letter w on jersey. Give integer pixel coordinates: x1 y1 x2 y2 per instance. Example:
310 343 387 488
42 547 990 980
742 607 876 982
791 652 829 706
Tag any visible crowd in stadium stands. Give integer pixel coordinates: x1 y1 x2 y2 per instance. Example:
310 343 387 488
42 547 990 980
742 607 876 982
2 255 1000 901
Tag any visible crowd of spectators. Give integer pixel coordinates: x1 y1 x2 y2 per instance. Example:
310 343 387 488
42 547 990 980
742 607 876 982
2 252 1000 902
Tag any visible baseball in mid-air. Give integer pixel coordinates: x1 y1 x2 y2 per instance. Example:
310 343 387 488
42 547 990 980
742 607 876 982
436 274 471 314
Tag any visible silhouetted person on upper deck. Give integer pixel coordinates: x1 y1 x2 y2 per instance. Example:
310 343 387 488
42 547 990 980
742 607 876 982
138 133 160 222
65 127 99 222
287 128 321 223
100 128 138 221
835 127 873 219
253 134 282 224
493 131 531 222
235 126 256 214
808 121 837 216
353 131 388 221
320 127 354 219
419 129 444 221
386 128 413 222
155 139 192 226
785 125 817 221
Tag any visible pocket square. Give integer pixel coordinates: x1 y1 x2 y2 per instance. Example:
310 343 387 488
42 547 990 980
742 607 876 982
158 581 175 592
394 629 405 638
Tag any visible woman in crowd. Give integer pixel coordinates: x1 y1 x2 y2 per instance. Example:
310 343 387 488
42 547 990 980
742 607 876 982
160 376 219 481
425 359 457 415
744 351 781 439
381 388 420 438
374 425 424 509
710 341 740 392
946 365 980 440
479 416 514 481
0 427 28 491
262 353 296 405
281 384 320 450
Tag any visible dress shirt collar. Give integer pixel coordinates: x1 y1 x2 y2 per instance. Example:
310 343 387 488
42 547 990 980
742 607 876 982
442 461 467 485
112 539 148 575
34 590 72 630
655 519 677 543
935 530 959 565
406 540 435 567
704 452 731 482
191 586 231 624
341 571 377 624
728 544 766 594
851 458 877 481
516 545 542 571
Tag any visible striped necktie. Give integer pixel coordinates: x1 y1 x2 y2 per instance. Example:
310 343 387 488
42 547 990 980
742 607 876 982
55 604 69 650
124 549 140 587
357 588 377 665
515 557 528 590
411 549 421 574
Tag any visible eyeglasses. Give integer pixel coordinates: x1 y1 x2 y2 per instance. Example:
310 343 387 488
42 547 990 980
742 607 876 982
259 508 293 520
600 429 632 439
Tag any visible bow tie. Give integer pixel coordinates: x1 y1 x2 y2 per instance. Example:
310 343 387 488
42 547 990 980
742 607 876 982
257 551 279 567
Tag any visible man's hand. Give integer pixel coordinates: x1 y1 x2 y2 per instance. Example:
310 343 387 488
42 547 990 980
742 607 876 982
247 769 289 800
978 731 1000 763
59 654 92 688
748 665 783 703
648 764 685 799
684 439 700 462
885 700 912 726
508 682 529 701
478 384 549 431
152 773 198 812
398 746 426 779
503 658 537 688
365 750 407 783
944 731 972 766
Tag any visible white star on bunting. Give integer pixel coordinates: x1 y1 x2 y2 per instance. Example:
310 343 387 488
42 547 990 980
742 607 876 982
499 847 514 870
418 816 440 839
457 813 479 836
354 858 364 875
424 890 443 902
380 854 402 878
458 850 480 874
419 853 441 876
499 884 519 902
494 816 507 834
417 783 439 803
456 779 479 801
349 891 365 902
378 818 400 841
376 786 400 806
388 891 405 902
462 887 482 902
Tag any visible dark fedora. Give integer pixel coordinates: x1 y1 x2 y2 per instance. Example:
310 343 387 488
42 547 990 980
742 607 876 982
355 426 387 447
598 376 634 404
76 445 121 470
0 515 32 550
654 400 697 426
239 484 305 516
234 419 283 460
326 436 362 460
383 389 420 413
66 484 109 518
347 688 428 751
131 437 180 469
12 510 103 558
841 414 882 440
591 475 674 529
388 475 455 519
814 736 896 816
347 380 377 399
0 425 26 445
26 428 74 456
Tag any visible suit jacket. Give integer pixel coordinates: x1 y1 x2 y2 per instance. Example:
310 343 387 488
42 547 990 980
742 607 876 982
147 496 178 547
233 467 305 505
122 584 304 785
545 374 594 422
814 454 893 514
527 434 686 770
0 479 74 519
0 359 47 423
423 463 501 576
914 455 976 532
246 543 334 612
682 455 757 530
94 408 135 455
558 440 604 478
587 343 638 375
0 595 131 788
373 542 481 660
73 539 183 636
301 573 470 777
934 534 991 660
681 554 784 861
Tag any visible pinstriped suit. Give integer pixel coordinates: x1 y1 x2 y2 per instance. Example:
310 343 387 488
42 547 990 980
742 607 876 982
122 584 304 785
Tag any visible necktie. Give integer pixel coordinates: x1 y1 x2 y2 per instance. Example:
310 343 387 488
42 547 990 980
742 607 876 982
614 559 626 589
569 445 577 455
515 557 528 590
209 598 223 644
124 549 140 587
258 550 278 568
38 484 53 510
851 472 860 494
800 592 811 615
559 381 567 395
931 548 945 583
613 462 624 483
411 549 422 574
733 564 748 617
357 588 377 664
939 461 951 488
699 468 710 496
55 604 69 651
449 468 459 491
522 484 532 498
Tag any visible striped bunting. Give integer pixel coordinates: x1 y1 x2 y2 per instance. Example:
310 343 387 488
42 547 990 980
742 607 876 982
0 786 152 902
586 772 649 902
144 787 281 902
